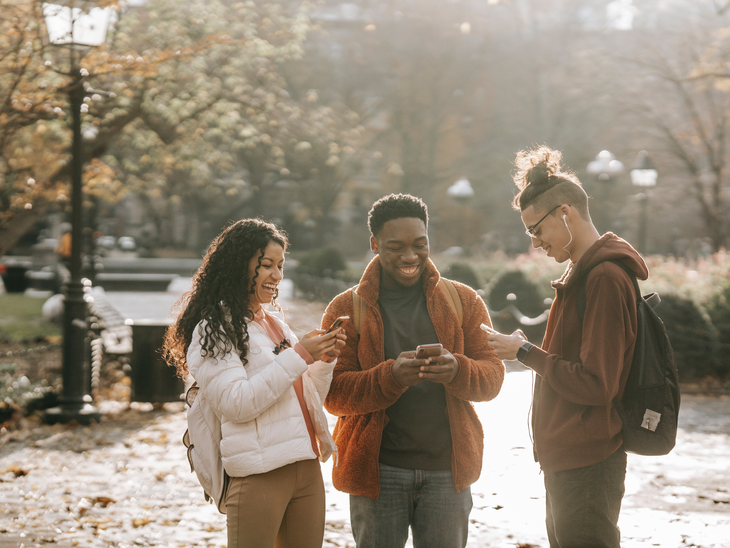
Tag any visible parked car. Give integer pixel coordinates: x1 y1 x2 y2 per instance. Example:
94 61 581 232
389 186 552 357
96 235 116 250
117 236 136 251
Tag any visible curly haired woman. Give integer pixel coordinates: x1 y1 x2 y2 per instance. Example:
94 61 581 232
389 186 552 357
164 218 345 548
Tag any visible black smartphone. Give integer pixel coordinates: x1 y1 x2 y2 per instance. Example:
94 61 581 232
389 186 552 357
415 343 443 359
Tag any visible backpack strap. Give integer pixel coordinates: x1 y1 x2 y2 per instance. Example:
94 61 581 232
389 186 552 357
577 260 640 323
352 285 368 335
351 279 463 334
438 278 463 326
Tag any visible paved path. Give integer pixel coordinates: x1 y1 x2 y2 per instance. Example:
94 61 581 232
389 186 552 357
1 290 728 547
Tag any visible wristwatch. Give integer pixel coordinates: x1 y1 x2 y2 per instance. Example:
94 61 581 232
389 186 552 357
516 341 534 363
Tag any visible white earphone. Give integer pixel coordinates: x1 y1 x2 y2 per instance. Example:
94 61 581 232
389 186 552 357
562 212 573 256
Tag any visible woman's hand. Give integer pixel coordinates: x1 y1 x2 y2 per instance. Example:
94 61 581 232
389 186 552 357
298 329 341 362
323 331 347 362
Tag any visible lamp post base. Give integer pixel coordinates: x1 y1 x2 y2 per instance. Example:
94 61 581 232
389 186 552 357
44 403 101 426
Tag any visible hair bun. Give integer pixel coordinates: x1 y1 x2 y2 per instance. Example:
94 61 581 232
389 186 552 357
513 145 564 191
526 161 552 187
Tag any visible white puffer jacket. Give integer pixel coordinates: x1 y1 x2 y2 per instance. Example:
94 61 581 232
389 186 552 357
186 310 336 478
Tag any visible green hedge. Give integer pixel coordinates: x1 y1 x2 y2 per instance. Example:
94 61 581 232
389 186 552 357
705 283 730 379
655 294 720 380
442 262 482 290
296 246 347 277
486 270 548 343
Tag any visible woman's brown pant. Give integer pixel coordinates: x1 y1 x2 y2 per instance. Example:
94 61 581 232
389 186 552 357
226 459 325 548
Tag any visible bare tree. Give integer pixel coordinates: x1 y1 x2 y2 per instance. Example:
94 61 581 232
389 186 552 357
602 3 730 250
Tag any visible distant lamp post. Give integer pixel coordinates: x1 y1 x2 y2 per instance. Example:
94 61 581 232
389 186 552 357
630 150 658 253
447 178 475 248
587 150 625 181
43 3 113 425
586 150 625 232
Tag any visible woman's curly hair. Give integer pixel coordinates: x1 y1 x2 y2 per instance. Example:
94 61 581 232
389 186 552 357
511 145 588 217
163 219 288 378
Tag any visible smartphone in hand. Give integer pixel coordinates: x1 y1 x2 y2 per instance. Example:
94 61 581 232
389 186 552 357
480 323 499 334
415 343 443 359
325 316 350 334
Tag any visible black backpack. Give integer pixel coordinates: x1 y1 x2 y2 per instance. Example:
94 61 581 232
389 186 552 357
577 260 680 456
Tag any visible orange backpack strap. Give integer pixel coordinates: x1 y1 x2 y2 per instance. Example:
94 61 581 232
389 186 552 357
438 278 463 326
352 280 462 334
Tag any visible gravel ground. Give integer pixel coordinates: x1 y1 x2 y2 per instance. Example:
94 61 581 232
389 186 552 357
1 289 729 548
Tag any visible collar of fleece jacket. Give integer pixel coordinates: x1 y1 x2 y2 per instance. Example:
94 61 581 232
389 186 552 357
355 255 442 308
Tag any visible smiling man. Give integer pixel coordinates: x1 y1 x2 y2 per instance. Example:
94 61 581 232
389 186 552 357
485 146 649 548
322 193 504 548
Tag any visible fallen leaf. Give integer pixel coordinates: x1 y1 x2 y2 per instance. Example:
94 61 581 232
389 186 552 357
1 465 28 477
92 496 116 507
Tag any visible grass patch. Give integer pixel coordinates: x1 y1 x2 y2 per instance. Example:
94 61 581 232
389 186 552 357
0 294 61 343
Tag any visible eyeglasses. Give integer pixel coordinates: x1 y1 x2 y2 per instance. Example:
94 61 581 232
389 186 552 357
525 205 560 238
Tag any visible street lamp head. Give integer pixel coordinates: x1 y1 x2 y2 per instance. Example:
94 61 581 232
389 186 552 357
447 177 475 204
587 150 625 181
43 3 114 47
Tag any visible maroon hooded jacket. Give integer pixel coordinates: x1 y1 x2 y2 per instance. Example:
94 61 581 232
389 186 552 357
522 233 649 473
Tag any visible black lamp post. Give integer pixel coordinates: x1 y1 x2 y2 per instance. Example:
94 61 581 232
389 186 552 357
586 150 625 232
43 3 113 425
629 150 658 254
447 177 475 248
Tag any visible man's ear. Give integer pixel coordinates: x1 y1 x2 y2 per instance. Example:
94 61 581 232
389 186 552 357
370 235 379 255
560 204 571 221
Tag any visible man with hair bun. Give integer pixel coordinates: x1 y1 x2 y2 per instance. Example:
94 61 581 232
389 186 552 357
323 193 505 548
485 145 649 548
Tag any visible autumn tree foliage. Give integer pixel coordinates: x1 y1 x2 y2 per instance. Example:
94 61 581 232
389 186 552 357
0 0 365 256
0 0 74 256
105 0 364 249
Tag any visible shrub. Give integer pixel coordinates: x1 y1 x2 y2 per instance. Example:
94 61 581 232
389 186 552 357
296 246 347 277
655 294 720 380
705 283 730 378
486 270 548 343
443 262 482 290
0 362 58 425
487 270 545 316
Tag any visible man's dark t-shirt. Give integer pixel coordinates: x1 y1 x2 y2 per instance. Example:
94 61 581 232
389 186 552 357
378 278 453 471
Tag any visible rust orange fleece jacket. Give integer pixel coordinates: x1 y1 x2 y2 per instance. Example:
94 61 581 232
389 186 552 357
522 233 649 473
322 257 505 499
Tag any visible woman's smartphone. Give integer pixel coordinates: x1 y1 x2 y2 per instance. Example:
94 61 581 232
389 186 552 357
415 343 443 359
480 323 499 334
325 316 350 334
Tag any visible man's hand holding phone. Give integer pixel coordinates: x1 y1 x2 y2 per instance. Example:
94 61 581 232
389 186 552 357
481 323 527 361
392 343 460 386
